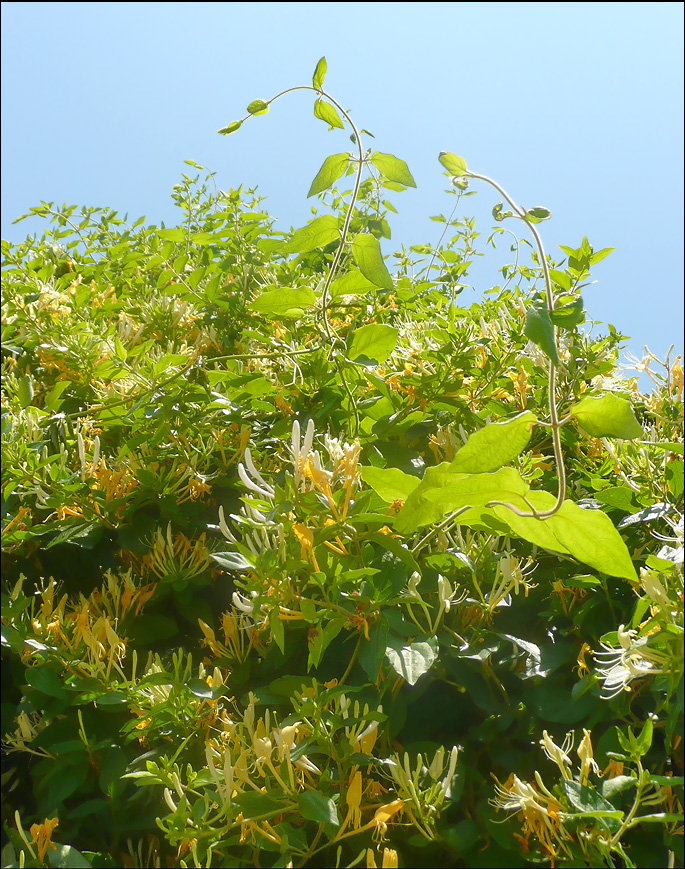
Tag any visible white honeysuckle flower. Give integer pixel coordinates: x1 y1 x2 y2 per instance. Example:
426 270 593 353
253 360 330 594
540 731 573 780
232 591 257 615
593 625 665 699
294 754 321 774
237 462 274 500
428 746 445 782
441 746 459 798
291 418 316 485
163 788 178 813
576 729 600 785
244 447 274 496
640 569 672 608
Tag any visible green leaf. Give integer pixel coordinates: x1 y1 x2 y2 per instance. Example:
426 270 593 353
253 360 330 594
450 411 537 474
298 789 339 826
313 99 344 130
635 716 654 756
17 374 34 408
251 287 316 320
329 268 377 298
281 214 340 254
550 295 584 330
524 299 559 366
233 791 288 821
493 490 572 555
269 607 285 655
308 617 346 669
439 151 469 177
370 152 416 187
348 324 398 365
360 466 420 502
524 206 552 223
307 153 350 198
351 233 393 289
312 56 327 89
46 843 93 867
247 99 269 116
546 500 638 580
359 619 390 681
563 781 623 823
385 637 438 686
571 393 643 439
217 121 242 135
395 466 530 534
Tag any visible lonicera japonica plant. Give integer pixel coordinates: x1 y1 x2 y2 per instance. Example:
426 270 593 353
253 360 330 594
1 56 683 869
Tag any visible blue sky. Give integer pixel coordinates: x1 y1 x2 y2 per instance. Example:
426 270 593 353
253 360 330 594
2 2 683 390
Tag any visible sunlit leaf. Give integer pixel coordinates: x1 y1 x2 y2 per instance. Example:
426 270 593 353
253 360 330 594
314 99 344 130
312 56 327 89
351 233 393 289
348 324 398 365
281 214 340 254
307 153 350 198
246 99 269 116
524 298 559 366
439 151 468 177
571 393 643 439
370 152 416 187
450 411 537 474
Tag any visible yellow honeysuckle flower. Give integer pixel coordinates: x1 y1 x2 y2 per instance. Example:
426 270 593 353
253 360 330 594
29 817 59 862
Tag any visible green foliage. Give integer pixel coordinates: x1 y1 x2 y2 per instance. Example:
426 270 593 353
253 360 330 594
2 58 683 869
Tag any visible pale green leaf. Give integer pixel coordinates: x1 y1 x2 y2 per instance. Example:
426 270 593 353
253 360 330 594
312 57 327 89
246 99 269 116
314 99 344 130
439 151 469 177
571 393 642 439
524 299 559 366
385 638 438 685
307 153 350 198
370 152 416 187
348 324 398 365
450 411 537 474
329 268 377 298
351 233 393 289
360 466 421 502
217 121 242 135
281 214 340 254
250 287 316 320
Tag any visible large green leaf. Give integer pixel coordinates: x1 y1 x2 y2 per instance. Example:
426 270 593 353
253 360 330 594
250 287 316 320
439 151 468 177
550 295 584 330
360 466 421 502
370 152 416 187
570 393 642 439
307 153 350 198
450 412 537 474
281 214 340 254
351 233 394 289
348 324 398 365
298 789 339 826
329 268 377 298
524 299 559 366
548 500 638 579
493 490 572 555
385 637 438 686
395 466 530 534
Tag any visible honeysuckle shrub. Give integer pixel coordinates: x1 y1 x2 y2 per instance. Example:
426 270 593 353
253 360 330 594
1 58 683 869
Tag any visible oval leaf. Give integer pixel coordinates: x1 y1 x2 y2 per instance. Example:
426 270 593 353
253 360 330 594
314 99 344 130
312 56 327 89
450 411 537 474
348 324 398 365
298 789 339 826
525 206 552 223
307 152 350 198
550 295 584 330
281 214 340 254
217 120 242 135
329 268 377 298
571 393 643 439
524 299 560 366
370 152 417 188
351 233 393 289
246 99 269 116
251 287 316 320
360 466 421 502
385 639 438 686
439 151 468 177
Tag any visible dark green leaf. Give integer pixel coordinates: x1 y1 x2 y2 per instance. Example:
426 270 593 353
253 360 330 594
298 789 339 826
550 295 584 330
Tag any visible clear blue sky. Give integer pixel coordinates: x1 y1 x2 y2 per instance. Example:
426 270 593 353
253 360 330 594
2 2 683 389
